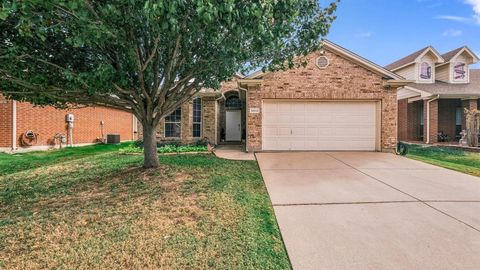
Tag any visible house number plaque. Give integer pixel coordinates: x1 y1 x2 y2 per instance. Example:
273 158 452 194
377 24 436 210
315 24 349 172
249 108 260 114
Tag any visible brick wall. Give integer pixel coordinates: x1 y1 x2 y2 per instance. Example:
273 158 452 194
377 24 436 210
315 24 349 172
438 99 461 140
0 96 12 148
246 49 398 151
424 99 438 143
400 99 423 141
407 101 423 141
14 102 134 148
203 96 217 144
142 94 219 145
398 99 408 141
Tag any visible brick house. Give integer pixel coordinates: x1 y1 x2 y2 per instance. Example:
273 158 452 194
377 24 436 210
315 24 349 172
145 40 406 152
0 96 137 152
387 46 480 143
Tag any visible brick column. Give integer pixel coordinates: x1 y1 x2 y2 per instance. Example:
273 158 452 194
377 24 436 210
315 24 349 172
397 99 408 141
180 101 192 143
202 96 217 144
461 99 478 132
246 85 262 152
423 99 438 144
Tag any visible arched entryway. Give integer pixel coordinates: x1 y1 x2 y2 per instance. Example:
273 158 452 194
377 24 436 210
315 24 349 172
218 90 246 144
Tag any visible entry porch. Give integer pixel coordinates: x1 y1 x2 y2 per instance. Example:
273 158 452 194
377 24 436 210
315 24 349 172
398 97 479 144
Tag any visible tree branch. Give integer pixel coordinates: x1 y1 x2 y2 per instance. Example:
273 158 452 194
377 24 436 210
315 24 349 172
142 35 161 72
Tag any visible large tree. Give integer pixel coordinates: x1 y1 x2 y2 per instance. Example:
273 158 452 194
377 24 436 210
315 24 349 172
0 0 337 168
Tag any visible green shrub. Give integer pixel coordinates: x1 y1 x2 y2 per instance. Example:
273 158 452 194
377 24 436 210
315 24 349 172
158 145 208 153
133 139 208 148
120 142 208 154
118 144 142 154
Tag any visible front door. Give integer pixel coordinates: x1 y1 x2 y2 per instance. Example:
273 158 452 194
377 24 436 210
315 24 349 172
226 110 241 141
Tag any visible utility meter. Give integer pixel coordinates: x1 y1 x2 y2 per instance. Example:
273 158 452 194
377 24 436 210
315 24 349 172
65 114 74 122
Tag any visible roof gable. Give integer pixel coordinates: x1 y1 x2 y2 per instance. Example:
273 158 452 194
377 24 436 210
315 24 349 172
248 40 403 80
385 46 444 71
440 46 479 65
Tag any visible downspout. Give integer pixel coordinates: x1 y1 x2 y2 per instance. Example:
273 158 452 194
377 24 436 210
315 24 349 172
426 95 440 144
11 100 16 152
132 114 136 141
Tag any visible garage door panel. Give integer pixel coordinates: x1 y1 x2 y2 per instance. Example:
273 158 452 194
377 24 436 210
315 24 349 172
305 128 318 137
262 101 377 151
263 126 278 137
277 127 291 136
291 127 306 136
333 126 375 137
335 115 374 124
306 114 332 123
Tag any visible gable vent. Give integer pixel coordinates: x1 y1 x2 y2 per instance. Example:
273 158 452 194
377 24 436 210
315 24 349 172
316 56 329 69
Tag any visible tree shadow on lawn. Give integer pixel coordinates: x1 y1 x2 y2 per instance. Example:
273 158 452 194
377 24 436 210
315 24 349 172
0 153 289 270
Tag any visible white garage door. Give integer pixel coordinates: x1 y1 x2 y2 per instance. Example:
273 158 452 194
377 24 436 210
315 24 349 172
262 100 378 151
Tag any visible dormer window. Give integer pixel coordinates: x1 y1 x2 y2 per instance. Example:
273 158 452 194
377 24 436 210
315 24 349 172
453 62 466 80
420 62 432 80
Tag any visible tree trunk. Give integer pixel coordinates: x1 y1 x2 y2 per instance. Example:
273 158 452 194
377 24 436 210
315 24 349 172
465 109 480 148
142 124 160 168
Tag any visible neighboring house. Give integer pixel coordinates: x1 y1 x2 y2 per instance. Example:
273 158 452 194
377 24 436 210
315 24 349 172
0 96 137 152
143 40 406 152
386 46 480 143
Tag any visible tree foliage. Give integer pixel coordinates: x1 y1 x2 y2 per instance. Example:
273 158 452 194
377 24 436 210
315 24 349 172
0 0 338 167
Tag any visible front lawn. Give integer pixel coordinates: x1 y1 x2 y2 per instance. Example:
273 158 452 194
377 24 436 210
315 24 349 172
0 145 289 269
407 145 480 177
0 143 130 176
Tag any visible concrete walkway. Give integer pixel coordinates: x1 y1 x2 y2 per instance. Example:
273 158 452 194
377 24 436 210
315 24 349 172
213 145 255 161
256 152 480 270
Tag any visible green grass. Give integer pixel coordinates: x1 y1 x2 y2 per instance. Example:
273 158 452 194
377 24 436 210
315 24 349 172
0 142 131 176
407 144 480 177
0 144 289 269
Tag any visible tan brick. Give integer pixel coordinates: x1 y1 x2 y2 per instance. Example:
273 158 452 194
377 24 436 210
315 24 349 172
245 49 398 151
424 99 438 143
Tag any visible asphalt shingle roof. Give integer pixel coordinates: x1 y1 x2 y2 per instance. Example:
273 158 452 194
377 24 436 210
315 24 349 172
385 46 430 71
441 47 464 63
408 69 480 95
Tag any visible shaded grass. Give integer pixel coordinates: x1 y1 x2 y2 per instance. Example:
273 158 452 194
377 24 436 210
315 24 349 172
407 145 480 177
0 142 131 176
0 145 289 269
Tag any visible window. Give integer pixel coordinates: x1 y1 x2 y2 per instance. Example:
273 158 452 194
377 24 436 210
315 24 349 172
192 98 202 138
455 107 463 125
165 107 181 137
455 107 463 137
420 109 424 126
225 95 242 109
454 62 466 80
420 62 432 80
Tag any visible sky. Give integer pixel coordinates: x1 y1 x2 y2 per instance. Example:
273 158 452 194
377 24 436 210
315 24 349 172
324 0 480 68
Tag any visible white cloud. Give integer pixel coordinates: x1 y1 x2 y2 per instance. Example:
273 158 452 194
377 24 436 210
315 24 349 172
355 31 373 38
436 1 480 24
465 0 480 23
435 15 471 22
442 29 463 37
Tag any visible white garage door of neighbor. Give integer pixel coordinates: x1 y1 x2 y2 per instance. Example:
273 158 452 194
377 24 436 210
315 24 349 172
262 101 378 151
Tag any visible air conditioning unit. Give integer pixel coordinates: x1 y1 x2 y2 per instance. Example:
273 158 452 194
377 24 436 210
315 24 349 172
106 134 120 144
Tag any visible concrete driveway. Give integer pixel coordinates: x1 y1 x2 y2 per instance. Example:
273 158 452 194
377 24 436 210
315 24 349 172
256 152 480 270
